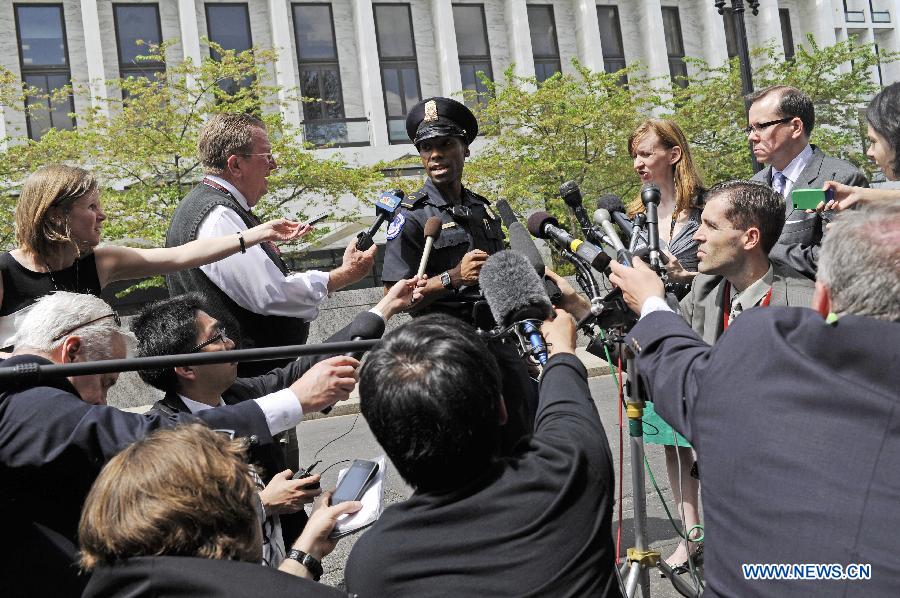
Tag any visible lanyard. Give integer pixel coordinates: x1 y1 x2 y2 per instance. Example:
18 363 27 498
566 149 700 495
722 281 773 331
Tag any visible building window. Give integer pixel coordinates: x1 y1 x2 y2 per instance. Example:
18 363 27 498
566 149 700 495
779 9 794 60
453 4 493 106
206 3 253 94
527 5 561 82
662 6 687 88
113 3 165 81
374 3 421 144
596 5 626 82
14 3 75 140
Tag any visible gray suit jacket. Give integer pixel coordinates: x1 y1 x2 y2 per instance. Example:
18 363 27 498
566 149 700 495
751 145 868 279
679 263 815 343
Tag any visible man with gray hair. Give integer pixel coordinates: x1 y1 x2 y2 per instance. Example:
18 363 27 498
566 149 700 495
608 201 900 596
166 113 377 377
0 291 357 597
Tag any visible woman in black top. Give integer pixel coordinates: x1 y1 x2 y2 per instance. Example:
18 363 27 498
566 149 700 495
0 164 308 346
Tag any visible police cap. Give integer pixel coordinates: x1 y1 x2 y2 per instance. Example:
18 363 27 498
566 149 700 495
406 97 478 147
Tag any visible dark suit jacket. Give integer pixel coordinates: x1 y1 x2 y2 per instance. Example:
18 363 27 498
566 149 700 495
627 308 900 597
752 145 868 279
679 262 815 343
0 355 272 598
83 555 347 597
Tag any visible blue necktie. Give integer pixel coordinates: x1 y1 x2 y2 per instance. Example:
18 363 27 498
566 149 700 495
772 171 786 196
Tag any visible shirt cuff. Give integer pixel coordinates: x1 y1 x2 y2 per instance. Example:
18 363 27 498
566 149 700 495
286 269 330 302
253 388 304 435
640 295 674 319
367 306 389 321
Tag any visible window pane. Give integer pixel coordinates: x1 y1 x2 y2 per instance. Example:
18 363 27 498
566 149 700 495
293 4 337 60
374 5 415 58
301 69 323 119
401 67 419 110
596 6 624 58
461 61 491 92
16 5 68 67
535 60 560 83
24 73 73 139
453 5 489 57
388 117 406 143
114 4 163 65
207 4 252 55
322 69 343 118
661 7 684 56
527 5 559 58
382 68 403 116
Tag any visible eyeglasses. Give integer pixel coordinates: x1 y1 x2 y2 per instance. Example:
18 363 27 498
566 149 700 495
190 327 229 353
239 152 276 165
743 117 793 135
51 312 121 342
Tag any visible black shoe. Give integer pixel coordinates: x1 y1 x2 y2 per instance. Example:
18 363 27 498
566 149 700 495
661 543 703 578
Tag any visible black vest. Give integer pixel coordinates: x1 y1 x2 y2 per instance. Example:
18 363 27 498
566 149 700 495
165 183 309 361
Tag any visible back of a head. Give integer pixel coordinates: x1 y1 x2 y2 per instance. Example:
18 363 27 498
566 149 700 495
359 314 502 491
14 291 132 360
818 200 900 322
132 293 206 392
15 164 98 257
198 112 266 174
706 180 785 254
79 424 261 571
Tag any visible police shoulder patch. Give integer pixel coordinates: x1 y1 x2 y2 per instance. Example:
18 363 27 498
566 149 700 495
386 213 406 240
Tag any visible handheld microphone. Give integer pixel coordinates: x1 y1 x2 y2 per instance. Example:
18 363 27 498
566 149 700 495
356 189 404 250
641 184 662 270
526 211 611 273
496 200 562 303
560 181 605 246
629 213 646 254
479 250 552 366
320 311 386 414
417 217 443 277
593 208 633 267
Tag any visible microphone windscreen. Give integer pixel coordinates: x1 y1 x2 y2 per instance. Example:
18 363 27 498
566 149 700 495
495 199 517 227
526 211 559 239
347 310 386 341
559 181 582 208
423 216 443 239
597 194 625 214
594 208 612 224
641 184 661 206
480 250 553 327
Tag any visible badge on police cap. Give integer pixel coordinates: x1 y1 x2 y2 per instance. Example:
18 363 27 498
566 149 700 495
386 213 405 240
406 97 478 147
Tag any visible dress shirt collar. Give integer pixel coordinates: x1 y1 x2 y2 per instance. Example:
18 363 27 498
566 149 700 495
774 143 813 190
178 393 226 413
731 263 774 313
205 174 251 211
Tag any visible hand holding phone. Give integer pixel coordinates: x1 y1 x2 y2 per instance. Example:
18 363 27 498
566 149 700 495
304 210 331 227
332 459 379 505
791 188 835 211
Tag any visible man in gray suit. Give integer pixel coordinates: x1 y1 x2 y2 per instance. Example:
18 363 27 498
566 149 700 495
610 201 900 596
747 85 868 279
681 180 814 342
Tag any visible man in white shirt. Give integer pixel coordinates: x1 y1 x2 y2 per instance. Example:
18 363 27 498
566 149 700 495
746 85 868 279
166 112 377 377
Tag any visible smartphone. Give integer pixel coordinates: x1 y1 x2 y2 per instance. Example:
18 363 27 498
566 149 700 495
331 459 379 505
304 210 331 226
791 188 834 210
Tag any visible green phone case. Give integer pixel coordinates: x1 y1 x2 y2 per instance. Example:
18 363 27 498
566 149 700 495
791 188 826 210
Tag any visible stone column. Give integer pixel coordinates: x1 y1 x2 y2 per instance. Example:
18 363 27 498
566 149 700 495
268 0 302 129
572 0 604 72
699 1 729 68
177 0 203 88
80 0 109 116
353 0 389 146
432 0 463 96
504 0 536 79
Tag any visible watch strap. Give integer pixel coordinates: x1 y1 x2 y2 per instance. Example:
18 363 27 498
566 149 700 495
287 548 323 581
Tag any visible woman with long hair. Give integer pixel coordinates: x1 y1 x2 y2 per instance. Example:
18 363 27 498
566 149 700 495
0 164 309 347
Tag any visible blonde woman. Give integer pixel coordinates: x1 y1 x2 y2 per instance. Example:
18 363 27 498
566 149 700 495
0 164 308 347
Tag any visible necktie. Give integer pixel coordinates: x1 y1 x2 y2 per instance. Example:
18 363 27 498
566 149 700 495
772 171 786 196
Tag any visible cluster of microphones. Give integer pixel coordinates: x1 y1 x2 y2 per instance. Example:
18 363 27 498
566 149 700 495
358 181 668 372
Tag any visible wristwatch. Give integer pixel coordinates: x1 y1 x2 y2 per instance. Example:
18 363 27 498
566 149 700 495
440 271 454 290
286 549 323 581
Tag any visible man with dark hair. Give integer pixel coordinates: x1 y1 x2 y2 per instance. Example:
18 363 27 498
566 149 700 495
608 201 900 596
80 424 358 597
746 85 868 279
344 311 621 597
681 179 814 340
166 113 377 376
132 280 422 563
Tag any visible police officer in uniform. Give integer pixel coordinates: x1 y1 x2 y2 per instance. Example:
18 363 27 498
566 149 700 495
381 97 537 447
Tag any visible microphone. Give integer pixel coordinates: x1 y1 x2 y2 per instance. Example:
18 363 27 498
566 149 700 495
629 213 646 254
417 216 443 277
479 250 552 365
593 208 633 267
526 211 611 273
496 200 562 303
641 184 662 270
356 189 404 250
560 181 604 246
321 311 387 414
